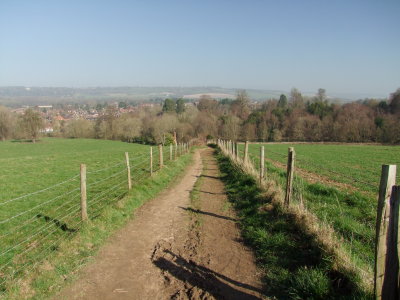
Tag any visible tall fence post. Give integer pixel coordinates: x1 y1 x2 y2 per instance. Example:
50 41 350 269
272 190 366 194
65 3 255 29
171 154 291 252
375 165 397 299
244 141 249 163
284 147 295 207
159 144 163 168
150 147 153 176
236 143 239 160
80 164 88 221
170 144 173 161
260 146 265 184
384 186 400 299
125 152 132 190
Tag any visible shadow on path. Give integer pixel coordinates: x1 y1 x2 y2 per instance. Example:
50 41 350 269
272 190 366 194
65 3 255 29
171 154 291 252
179 206 237 222
152 249 262 300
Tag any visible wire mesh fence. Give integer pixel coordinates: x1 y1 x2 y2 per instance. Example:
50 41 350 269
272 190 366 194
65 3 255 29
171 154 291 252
0 142 191 291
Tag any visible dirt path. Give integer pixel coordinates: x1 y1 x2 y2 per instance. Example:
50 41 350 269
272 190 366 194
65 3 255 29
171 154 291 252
57 148 264 300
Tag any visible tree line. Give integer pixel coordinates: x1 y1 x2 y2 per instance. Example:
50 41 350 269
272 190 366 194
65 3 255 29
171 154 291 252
0 88 399 144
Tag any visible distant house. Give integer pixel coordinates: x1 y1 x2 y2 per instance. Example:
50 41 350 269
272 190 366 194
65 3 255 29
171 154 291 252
40 126 54 133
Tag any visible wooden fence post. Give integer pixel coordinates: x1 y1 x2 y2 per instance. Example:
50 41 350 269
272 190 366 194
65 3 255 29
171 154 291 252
150 147 153 176
284 147 295 207
170 144 173 161
260 146 265 184
125 152 131 190
382 186 400 299
159 144 163 168
174 143 177 160
375 165 397 299
236 143 239 160
244 141 249 162
80 164 88 221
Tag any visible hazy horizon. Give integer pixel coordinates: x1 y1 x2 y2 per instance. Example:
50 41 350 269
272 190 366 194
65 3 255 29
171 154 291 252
1 1 399 97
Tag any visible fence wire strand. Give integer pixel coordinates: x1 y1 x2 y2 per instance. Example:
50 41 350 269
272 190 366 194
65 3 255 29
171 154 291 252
0 145 191 292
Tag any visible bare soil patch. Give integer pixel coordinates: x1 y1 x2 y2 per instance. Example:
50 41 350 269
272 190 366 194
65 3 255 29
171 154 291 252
56 148 264 299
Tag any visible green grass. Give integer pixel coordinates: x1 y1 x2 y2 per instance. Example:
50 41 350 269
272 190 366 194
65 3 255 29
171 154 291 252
0 138 189 298
236 143 400 280
216 150 372 299
241 143 400 193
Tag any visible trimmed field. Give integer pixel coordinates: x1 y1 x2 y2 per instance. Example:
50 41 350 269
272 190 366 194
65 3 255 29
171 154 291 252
238 143 400 278
0 138 187 296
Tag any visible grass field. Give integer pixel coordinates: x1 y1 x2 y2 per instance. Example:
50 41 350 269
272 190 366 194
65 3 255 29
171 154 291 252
0 138 187 296
236 143 400 278
242 143 400 193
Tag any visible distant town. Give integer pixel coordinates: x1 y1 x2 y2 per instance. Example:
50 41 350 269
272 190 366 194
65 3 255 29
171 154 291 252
10 100 198 134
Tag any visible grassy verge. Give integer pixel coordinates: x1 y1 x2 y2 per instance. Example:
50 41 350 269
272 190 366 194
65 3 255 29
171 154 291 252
240 143 376 276
4 151 193 300
262 162 374 272
215 149 372 299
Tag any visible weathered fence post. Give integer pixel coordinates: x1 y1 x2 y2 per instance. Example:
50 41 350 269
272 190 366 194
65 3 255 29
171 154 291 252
383 186 400 299
260 146 265 184
170 144 173 161
236 143 239 160
80 164 88 221
375 165 397 299
125 152 131 190
159 144 163 168
244 141 249 163
174 143 177 160
150 147 153 176
284 147 295 207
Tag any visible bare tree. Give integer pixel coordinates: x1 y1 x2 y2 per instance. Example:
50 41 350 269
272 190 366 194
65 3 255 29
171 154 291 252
19 109 44 143
115 114 142 142
0 106 14 141
65 119 95 138
231 90 250 120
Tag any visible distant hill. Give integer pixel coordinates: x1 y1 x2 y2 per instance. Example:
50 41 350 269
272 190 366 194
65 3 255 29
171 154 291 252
0 86 387 107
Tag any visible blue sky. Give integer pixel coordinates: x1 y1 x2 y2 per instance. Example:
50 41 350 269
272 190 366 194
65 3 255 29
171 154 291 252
0 0 399 97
